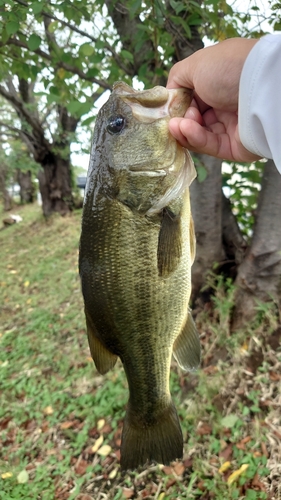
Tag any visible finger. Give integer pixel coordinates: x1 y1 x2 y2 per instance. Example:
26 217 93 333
169 117 232 159
167 60 194 90
184 106 204 125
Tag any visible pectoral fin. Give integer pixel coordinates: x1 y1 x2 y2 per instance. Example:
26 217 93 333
85 312 118 375
157 207 182 277
173 310 201 371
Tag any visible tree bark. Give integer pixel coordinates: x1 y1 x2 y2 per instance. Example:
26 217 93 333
232 160 281 329
16 169 35 204
0 164 13 211
38 153 73 217
221 192 247 278
0 76 78 217
190 155 225 301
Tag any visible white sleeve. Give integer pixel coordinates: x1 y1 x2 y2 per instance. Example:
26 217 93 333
238 33 281 173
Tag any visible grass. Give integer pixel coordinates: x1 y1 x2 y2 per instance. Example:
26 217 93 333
0 203 280 500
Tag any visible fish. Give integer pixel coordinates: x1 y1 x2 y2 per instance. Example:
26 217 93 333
79 82 201 471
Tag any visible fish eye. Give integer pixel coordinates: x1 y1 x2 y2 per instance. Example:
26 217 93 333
107 115 126 134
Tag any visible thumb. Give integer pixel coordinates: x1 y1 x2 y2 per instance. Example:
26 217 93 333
166 58 195 90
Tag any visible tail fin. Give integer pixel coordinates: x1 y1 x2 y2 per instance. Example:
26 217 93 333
120 401 183 471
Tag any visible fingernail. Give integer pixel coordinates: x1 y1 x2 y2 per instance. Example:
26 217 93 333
185 108 196 119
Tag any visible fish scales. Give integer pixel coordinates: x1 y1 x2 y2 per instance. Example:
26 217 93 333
79 82 201 470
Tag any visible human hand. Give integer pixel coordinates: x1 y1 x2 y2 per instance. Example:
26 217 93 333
167 38 261 162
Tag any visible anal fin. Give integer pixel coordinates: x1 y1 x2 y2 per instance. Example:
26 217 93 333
85 312 118 375
173 310 201 371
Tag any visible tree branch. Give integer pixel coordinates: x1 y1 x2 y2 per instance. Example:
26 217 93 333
2 38 112 90
12 0 133 76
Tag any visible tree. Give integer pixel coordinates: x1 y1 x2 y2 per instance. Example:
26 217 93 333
0 0 112 216
0 0 280 325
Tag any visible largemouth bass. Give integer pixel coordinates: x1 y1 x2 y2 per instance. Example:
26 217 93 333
79 82 200 470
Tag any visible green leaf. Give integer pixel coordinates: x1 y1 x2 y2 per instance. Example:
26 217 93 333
27 34 41 51
80 43 95 56
121 49 134 63
48 21 59 33
6 21 20 36
221 414 239 428
17 469 29 484
67 100 82 114
196 164 208 183
32 2 43 15
81 116 96 126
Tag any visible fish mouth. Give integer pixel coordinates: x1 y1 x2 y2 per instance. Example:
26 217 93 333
113 83 193 123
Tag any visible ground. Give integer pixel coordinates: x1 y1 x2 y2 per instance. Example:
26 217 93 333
0 204 280 500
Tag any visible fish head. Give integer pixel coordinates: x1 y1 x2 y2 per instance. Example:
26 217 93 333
86 82 196 215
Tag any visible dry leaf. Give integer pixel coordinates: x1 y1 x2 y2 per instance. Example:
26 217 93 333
173 462 185 476
162 466 173 475
122 487 134 499
227 464 249 485
1 472 13 479
74 458 88 476
261 442 269 458
92 435 104 453
158 493 166 500
43 406 54 415
196 423 212 435
108 468 118 479
218 461 231 474
97 419 105 430
60 421 74 430
97 444 112 456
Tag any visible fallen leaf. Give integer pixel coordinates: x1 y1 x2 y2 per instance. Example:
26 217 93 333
43 406 54 415
218 461 231 473
92 435 104 453
196 423 212 435
122 487 134 499
240 341 248 353
261 442 269 458
24 280 30 287
173 462 185 476
74 459 88 475
252 473 267 491
108 468 118 479
17 469 29 484
97 419 105 430
97 444 112 456
227 464 249 485
240 436 252 444
158 494 165 500
60 421 74 430
219 444 233 462
162 466 173 475
1 472 13 479
221 414 239 429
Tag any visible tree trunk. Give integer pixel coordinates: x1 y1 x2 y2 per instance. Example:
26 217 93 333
190 155 225 302
0 164 13 211
38 154 73 218
232 160 281 329
16 169 35 204
221 192 247 279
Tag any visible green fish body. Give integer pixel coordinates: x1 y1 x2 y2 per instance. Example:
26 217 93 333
79 82 200 470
